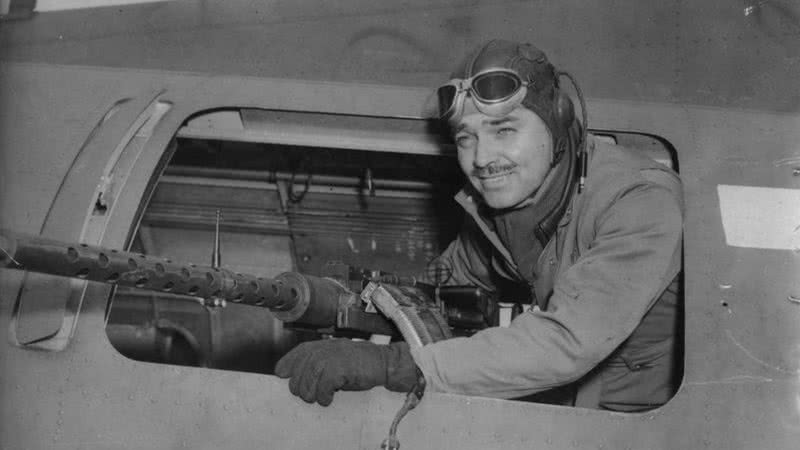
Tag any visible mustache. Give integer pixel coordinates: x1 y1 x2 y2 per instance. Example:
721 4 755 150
473 163 516 178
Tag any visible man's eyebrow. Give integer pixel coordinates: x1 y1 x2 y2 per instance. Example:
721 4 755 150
453 116 519 134
483 117 518 127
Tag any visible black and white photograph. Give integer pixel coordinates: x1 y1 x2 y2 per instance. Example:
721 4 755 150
1 1 799 448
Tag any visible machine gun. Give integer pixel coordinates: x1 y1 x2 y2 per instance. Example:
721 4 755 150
0 227 506 450
0 228 499 347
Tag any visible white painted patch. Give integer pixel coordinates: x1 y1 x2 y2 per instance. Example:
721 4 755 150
718 185 800 250
36 0 171 12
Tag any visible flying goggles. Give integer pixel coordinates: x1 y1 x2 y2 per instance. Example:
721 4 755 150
437 68 531 121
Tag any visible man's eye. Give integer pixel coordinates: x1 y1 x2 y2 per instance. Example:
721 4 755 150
455 135 475 147
497 127 515 136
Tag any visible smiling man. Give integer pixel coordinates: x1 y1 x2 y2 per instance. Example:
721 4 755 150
454 111 552 209
276 39 684 412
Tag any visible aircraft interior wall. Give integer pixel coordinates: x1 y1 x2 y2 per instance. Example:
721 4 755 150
107 122 467 373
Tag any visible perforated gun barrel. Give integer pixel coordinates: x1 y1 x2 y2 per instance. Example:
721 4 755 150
0 229 342 326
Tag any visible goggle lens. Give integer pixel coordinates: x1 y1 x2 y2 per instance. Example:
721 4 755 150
437 85 458 118
438 71 525 119
472 72 521 103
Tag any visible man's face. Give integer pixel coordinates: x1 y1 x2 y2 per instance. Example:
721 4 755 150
453 106 553 209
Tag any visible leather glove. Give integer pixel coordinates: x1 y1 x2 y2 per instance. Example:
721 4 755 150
275 339 419 406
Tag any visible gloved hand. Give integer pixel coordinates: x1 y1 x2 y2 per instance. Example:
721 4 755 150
275 339 419 406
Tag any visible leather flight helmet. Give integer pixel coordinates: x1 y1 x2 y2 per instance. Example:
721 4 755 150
446 39 575 151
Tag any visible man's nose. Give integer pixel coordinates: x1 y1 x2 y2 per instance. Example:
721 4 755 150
473 137 500 168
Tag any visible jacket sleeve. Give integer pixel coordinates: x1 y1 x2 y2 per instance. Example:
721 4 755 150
424 217 499 292
410 181 683 398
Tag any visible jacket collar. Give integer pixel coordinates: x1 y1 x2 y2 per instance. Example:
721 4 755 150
455 189 519 273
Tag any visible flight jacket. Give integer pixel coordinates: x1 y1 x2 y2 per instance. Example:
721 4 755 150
409 135 684 411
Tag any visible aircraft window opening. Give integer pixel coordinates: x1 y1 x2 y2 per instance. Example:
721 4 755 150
102 108 683 412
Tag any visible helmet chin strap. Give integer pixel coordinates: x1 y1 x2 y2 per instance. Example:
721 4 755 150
532 120 581 248
533 70 587 247
558 70 589 193
550 136 567 168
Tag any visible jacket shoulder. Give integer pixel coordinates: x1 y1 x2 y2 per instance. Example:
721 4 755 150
585 137 681 196
577 137 683 227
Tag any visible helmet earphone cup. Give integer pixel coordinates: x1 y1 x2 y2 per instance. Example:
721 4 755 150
554 91 575 131
548 91 575 167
